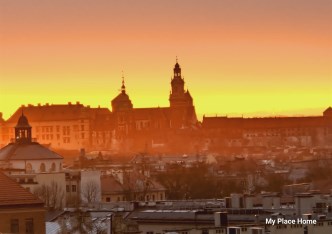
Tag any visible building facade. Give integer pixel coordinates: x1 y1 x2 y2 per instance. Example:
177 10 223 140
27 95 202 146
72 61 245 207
0 102 113 151
0 172 46 234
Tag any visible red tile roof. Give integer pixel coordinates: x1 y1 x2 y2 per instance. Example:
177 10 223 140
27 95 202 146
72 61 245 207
0 172 44 207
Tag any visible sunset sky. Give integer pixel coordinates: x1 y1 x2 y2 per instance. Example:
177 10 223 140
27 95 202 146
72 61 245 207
0 0 331 120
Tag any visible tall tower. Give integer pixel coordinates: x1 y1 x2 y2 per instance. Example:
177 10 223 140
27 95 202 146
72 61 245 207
169 58 193 108
169 58 197 128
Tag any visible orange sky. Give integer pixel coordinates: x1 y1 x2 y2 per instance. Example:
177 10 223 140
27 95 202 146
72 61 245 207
0 0 331 120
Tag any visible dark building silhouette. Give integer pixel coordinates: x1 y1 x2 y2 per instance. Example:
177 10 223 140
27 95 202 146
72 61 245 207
110 60 198 152
202 107 332 148
0 60 331 153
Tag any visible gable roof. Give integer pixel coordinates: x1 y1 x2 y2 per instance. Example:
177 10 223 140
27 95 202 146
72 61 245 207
0 172 44 207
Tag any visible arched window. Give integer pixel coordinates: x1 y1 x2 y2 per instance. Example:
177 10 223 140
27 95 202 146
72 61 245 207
26 163 32 173
40 163 46 172
51 163 56 172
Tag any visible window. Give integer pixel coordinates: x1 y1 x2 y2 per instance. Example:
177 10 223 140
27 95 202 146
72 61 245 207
66 185 70 192
10 219 19 233
106 197 111 202
25 218 34 234
72 185 77 192
51 163 56 172
26 163 32 173
40 163 46 172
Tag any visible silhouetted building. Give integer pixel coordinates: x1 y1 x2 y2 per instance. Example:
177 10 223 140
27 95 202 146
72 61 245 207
111 60 198 152
0 61 331 153
202 107 332 148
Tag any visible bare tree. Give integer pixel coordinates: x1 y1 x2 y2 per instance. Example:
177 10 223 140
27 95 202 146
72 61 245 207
33 181 64 210
122 170 153 201
81 180 100 203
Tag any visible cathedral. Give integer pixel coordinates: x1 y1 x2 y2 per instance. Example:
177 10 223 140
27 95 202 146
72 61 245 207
0 60 199 153
110 60 198 150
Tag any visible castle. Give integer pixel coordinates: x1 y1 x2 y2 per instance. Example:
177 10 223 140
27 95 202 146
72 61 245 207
0 61 331 153
0 61 198 152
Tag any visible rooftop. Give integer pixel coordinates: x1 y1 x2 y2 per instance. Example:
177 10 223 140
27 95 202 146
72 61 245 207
0 172 44 207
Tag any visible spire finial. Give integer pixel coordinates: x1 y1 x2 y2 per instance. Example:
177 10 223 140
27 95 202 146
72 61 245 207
176 56 178 63
121 71 126 93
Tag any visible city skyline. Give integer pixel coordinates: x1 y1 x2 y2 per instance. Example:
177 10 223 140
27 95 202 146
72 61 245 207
1 0 331 119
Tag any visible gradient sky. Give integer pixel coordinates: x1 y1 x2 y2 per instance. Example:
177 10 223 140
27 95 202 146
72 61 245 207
0 0 331 120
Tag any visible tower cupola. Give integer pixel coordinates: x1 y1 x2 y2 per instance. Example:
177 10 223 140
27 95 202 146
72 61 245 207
15 111 32 143
111 74 133 112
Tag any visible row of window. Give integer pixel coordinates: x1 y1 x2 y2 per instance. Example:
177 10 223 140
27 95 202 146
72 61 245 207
11 218 34 234
35 125 86 133
26 162 61 173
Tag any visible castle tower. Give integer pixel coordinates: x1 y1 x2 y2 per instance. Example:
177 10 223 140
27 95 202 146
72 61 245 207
169 59 193 108
169 58 197 128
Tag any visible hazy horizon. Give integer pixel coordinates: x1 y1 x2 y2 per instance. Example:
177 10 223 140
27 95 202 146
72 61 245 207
1 0 331 119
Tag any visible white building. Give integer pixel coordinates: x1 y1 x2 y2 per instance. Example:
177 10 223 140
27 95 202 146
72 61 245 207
0 114 66 209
